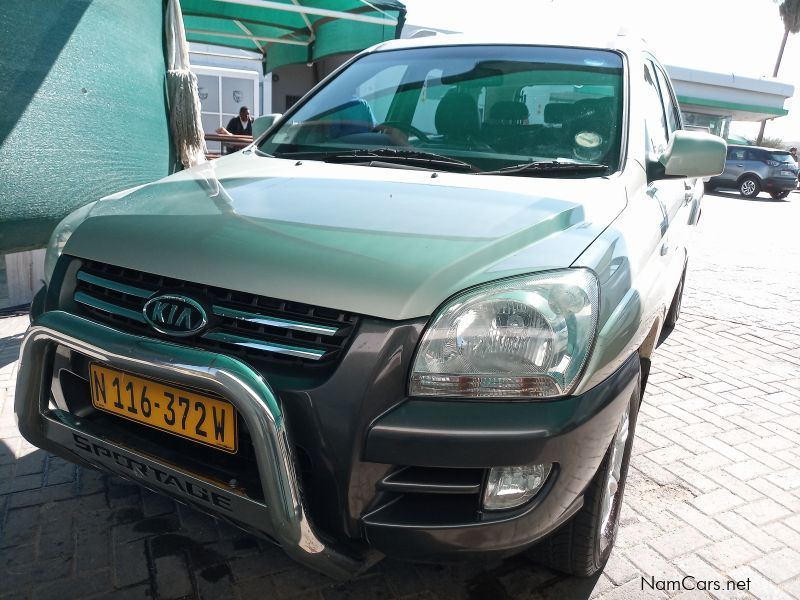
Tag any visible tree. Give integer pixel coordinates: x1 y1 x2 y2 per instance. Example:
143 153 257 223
759 135 785 149
756 0 800 144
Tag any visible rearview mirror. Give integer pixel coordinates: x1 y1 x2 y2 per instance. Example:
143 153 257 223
649 130 726 181
252 113 282 140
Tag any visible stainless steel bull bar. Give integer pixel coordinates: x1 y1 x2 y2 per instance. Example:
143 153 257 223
14 311 368 580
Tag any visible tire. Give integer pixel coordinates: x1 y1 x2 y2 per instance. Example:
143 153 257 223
770 190 791 200
530 371 641 577
739 176 761 198
664 266 686 330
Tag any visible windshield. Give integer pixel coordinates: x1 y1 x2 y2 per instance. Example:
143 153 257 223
259 45 625 174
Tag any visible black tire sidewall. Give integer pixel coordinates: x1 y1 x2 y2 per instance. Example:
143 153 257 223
590 379 641 569
665 266 686 329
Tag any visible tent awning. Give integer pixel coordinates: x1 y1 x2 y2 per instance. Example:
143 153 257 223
180 0 406 72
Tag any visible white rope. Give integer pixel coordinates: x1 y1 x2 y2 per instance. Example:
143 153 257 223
165 0 207 168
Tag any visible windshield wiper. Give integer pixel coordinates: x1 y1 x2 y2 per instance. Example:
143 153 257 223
480 161 609 176
275 148 479 173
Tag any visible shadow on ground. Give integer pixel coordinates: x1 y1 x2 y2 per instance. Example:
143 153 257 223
709 189 793 203
0 333 23 369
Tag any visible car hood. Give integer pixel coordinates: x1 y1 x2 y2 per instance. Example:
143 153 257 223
66 153 626 320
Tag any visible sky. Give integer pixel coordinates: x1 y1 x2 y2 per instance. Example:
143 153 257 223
400 0 800 143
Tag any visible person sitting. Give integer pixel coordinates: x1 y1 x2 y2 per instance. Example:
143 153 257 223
217 106 253 136
216 106 253 154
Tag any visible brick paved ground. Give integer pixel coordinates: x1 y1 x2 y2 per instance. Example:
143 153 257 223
1 190 800 599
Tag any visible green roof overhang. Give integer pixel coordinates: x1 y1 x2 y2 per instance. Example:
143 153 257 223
677 94 788 118
180 0 406 72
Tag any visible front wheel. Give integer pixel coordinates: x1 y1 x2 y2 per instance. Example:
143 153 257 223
739 176 761 198
770 190 791 200
530 372 640 576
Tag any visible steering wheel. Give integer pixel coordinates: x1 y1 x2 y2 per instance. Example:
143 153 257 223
374 121 431 145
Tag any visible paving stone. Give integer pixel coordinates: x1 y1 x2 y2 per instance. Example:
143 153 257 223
647 526 711 561
691 489 746 515
698 538 761 571
668 501 733 543
112 539 150 588
273 566 334 597
749 548 800 585
597 578 666 599
735 497 793 526
37 516 75 561
713 511 782 553
32 569 115 600
727 566 796 600
154 554 193 599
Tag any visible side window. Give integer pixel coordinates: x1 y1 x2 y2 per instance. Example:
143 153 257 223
642 62 669 156
653 64 680 133
745 149 763 162
728 148 746 161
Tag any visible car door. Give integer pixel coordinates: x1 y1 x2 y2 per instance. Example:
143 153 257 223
643 58 687 299
743 147 765 181
653 61 695 271
720 147 747 186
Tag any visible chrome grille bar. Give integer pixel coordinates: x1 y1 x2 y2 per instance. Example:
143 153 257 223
74 292 147 323
212 305 339 336
202 331 326 361
76 271 155 299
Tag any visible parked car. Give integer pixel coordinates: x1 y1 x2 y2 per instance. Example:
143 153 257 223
706 144 797 199
15 33 725 580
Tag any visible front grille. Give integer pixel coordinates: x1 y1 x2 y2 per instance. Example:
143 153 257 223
71 259 359 371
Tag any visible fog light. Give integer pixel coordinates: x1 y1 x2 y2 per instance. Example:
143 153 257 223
483 464 552 511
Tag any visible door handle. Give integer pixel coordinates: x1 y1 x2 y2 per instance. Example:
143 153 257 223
736 164 744 167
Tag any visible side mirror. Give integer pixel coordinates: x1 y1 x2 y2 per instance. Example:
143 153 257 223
649 130 727 181
252 113 282 140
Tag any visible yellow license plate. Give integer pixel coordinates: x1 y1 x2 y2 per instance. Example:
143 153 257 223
89 364 237 453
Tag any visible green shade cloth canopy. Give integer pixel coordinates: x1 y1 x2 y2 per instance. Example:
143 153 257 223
180 0 406 72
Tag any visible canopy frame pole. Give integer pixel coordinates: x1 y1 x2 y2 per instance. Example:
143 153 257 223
185 28 309 45
234 20 266 52
189 49 264 61
212 0 398 26
356 0 393 19
290 0 315 42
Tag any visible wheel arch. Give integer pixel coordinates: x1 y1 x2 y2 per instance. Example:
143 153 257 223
736 172 762 186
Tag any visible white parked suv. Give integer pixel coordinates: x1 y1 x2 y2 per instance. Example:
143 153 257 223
17 32 725 579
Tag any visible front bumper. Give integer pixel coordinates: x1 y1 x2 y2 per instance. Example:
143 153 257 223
14 310 370 579
16 308 640 572
360 351 640 560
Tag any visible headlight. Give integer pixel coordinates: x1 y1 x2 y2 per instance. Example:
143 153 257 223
409 269 599 398
43 201 96 284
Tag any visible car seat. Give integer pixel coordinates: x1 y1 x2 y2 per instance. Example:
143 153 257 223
485 101 530 153
434 91 483 148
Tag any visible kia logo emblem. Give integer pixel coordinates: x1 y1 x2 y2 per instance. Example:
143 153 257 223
143 295 208 337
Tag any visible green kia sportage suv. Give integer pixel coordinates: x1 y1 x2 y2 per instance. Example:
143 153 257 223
15 33 725 579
